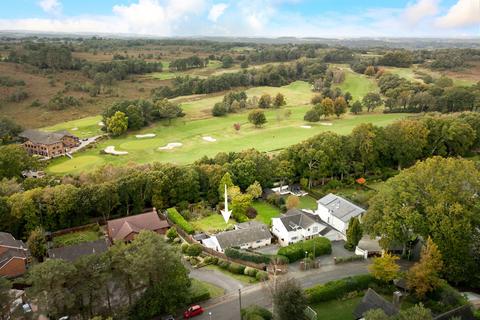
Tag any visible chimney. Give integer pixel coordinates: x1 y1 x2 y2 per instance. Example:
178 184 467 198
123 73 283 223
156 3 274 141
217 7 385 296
392 291 403 309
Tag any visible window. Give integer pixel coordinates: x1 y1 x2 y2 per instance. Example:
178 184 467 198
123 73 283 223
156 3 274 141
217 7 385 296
313 226 318 233
291 236 298 240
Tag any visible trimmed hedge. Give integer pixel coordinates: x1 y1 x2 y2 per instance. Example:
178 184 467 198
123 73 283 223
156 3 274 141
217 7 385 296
225 247 271 264
228 262 246 275
334 255 364 264
277 237 332 262
218 259 230 269
167 207 194 234
244 267 258 277
305 274 376 303
255 271 269 281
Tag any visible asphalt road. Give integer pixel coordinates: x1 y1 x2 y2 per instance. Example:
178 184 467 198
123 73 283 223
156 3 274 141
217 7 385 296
192 260 370 320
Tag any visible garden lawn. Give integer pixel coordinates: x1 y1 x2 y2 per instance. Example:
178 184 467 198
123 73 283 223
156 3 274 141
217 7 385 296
191 214 235 233
311 296 362 320
43 115 103 139
53 229 102 247
298 195 318 210
252 201 282 225
190 279 224 300
204 265 258 284
47 110 409 175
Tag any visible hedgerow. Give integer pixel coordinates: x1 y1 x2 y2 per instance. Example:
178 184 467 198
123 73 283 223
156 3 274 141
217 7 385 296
167 207 194 234
277 237 332 262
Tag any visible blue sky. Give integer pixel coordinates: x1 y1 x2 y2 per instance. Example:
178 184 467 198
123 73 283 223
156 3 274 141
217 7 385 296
0 0 478 37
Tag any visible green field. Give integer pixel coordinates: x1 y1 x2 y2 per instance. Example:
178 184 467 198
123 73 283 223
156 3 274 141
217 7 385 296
191 214 235 233
333 66 379 101
252 201 282 225
47 110 408 174
43 115 103 139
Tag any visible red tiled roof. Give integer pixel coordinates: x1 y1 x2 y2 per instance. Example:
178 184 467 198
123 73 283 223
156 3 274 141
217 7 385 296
107 209 169 241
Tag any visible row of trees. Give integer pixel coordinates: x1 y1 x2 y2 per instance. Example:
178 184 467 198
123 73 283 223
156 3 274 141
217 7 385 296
169 55 206 71
151 59 328 99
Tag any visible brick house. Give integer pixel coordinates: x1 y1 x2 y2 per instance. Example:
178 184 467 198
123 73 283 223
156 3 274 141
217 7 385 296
107 209 170 243
19 129 80 157
0 232 29 278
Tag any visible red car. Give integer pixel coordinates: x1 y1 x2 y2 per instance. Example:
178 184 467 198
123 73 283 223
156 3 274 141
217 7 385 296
183 305 204 319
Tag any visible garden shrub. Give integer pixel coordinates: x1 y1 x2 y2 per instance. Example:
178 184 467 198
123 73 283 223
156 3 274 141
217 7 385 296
305 274 376 303
167 207 194 234
246 207 258 219
181 243 189 253
189 281 211 303
225 247 270 264
186 244 203 257
277 237 332 262
218 260 230 269
203 256 218 265
166 227 178 241
255 271 269 281
228 263 246 275
244 267 259 277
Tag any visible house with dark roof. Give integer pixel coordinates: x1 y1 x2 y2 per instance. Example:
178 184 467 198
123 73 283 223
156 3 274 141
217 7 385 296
353 289 399 319
203 222 272 253
315 193 365 236
19 129 79 158
107 209 170 242
433 305 475 320
0 232 29 278
271 208 343 246
48 239 109 262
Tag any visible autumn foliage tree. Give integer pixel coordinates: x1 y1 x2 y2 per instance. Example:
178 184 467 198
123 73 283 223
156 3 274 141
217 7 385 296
369 253 400 282
407 238 444 299
286 195 300 210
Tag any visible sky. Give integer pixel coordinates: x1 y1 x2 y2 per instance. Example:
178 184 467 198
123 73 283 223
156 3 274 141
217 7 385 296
0 0 478 38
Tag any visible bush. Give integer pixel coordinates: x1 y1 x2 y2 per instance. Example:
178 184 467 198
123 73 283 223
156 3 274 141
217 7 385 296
189 280 211 303
225 247 270 264
181 243 189 253
228 263 246 275
186 244 203 257
334 255 364 264
166 227 178 241
277 237 332 262
305 274 376 303
244 267 259 277
218 259 230 269
167 207 194 234
246 207 258 219
204 256 218 265
255 271 269 281
241 305 273 320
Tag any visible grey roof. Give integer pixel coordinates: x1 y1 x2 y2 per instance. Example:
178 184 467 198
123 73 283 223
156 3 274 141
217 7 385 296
318 193 365 223
19 129 76 145
280 209 325 232
353 288 398 319
357 236 382 252
0 232 26 249
433 305 475 320
215 225 271 249
48 239 108 262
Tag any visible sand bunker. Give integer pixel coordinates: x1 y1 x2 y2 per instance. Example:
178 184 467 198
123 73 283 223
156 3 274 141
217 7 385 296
159 142 183 150
300 125 312 129
98 121 105 127
320 122 333 126
104 146 128 155
202 136 217 142
71 127 78 131
136 133 156 138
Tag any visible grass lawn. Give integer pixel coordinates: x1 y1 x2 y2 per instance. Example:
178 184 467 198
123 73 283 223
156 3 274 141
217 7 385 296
298 195 318 210
204 265 258 284
43 115 103 139
47 110 408 175
332 65 379 101
311 296 362 320
190 279 225 300
252 201 282 225
53 228 102 247
191 214 235 233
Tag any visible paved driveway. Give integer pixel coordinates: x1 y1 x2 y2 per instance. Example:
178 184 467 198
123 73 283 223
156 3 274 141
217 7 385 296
189 267 245 293
253 244 280 255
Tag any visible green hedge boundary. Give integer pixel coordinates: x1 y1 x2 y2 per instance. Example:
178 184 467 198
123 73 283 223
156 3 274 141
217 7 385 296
277 237 332 262
305 274 376 303
167 207 194 234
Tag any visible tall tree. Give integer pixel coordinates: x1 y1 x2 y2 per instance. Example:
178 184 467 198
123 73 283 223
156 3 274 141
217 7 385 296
345 217 363 250
27 227 47 262
273 93 286 107
106 111 128 136
362 93 382 112
0 277 12 320
248 109 267 127
273 278 307 320
369 253 400 283
0 144 36 179
334 96 348 118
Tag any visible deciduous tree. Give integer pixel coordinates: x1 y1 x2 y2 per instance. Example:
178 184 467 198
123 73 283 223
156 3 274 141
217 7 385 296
369 253 400 283
248 109 267 127
106 111 128 136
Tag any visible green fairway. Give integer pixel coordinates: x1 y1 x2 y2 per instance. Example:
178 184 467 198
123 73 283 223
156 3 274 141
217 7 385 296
252 201 282 225
47 110 409 175
43 115 103 138
333 66 379 101
191 214 235 233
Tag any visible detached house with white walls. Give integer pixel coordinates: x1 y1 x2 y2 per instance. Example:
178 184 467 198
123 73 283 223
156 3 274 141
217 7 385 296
271 209 343 246
315 193 365 235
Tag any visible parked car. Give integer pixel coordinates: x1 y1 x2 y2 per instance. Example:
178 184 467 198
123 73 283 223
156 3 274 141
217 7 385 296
183 305 204 318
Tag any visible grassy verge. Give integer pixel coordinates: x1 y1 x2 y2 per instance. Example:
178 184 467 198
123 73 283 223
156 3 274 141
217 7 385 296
190 279 225 300
252 201 282 225
191 214 235 233
204 265 258 284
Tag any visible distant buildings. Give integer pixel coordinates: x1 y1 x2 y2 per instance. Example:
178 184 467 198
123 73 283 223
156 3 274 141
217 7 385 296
19 129 80 157
107 209 170 243
0 232 29 278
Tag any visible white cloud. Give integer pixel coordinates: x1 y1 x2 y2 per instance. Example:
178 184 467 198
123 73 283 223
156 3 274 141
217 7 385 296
404 0 439 25
436 0 480 28
208 3 228 22
38 0 62 14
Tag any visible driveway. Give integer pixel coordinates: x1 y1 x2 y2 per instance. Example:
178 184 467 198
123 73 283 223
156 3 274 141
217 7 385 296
189 267 245 293
253 244 280 255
